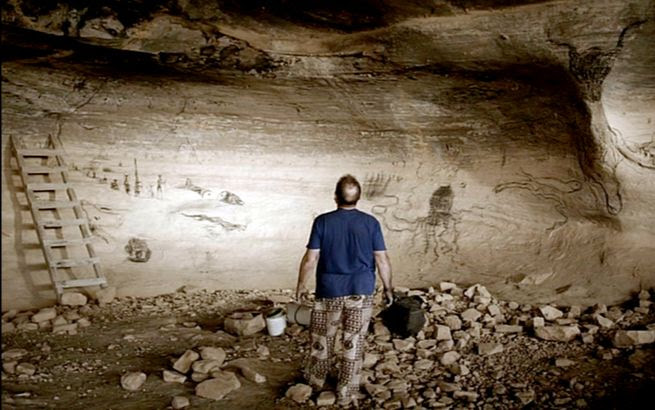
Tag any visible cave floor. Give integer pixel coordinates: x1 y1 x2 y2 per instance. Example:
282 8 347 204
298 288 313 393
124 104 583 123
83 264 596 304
1 288 654 410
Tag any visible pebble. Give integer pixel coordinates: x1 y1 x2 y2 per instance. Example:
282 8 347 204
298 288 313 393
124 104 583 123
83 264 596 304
53 323 78 334
453 390 478 402
515 389 535 405
495 325 523 334
555 358 575 367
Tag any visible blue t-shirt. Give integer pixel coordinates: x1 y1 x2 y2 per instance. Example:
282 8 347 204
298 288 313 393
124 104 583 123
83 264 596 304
307 208 386 298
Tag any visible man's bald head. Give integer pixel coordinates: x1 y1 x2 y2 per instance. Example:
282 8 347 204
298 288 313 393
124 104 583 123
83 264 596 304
335 174 361 207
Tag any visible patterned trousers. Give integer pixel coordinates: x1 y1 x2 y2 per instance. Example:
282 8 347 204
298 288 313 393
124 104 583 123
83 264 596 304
304 294 373 404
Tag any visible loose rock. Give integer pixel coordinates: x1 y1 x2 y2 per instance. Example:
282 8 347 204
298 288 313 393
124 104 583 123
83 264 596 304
192 360 222 374
539 306 564 321
317 391 336 406
61 292 87 306
195 371 241 400
478 342 504 356
200 347 226 364
173 350 200 373
440 351 460 366
224 312 266 337
31 308 57 323
285 383 312 403
16 362 36 376
120 372 147 391
171 396 190 409
163 370 187 383
534 325 580 342
2 348 28 361
613 330 655 347
94 286 117 305
461 309 482 322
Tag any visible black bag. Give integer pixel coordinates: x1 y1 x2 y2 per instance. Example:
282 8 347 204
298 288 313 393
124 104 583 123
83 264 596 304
380 295 426 338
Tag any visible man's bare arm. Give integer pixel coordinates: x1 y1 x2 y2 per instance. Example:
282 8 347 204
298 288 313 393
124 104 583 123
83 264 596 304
374 250 393 305
296 249 319 301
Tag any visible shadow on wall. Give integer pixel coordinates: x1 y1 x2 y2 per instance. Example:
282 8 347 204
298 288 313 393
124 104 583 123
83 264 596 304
3 138 55 306
486 65 623 225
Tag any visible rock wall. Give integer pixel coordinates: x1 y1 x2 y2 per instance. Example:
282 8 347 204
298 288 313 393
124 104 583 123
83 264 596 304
2 0 654 311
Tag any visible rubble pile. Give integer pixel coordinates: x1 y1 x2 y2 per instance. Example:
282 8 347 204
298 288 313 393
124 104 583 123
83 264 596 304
337 283 655 409
1 290 104 336
1 284 653 408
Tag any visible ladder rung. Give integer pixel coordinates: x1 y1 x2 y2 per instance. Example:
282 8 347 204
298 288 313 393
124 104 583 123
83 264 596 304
23 166 68 174
52 258 100 268
18 148 63 157
39 218 87 228
44 238 94 247
58 277 107 288
32 200 80 209
27 183 69 191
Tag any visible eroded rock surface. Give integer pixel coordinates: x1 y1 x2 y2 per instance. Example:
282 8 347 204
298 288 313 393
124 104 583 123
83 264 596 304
1 0 654 312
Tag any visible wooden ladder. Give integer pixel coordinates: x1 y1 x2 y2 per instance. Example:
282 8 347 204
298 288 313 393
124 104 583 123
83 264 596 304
10 134 107 303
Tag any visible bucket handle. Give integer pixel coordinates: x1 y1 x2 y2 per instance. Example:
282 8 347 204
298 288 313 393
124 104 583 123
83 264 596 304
290 301 311 324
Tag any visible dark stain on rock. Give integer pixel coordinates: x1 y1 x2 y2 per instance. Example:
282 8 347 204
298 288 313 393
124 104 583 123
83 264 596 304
426 185 453 226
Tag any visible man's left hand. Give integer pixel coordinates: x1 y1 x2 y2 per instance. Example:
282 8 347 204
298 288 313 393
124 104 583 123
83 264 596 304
295 285 309 302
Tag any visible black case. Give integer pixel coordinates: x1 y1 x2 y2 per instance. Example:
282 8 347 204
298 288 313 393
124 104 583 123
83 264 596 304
380 295 426 338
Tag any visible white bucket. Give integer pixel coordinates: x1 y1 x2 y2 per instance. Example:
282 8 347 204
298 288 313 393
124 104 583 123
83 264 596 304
286 302 312 326
266 308 286 336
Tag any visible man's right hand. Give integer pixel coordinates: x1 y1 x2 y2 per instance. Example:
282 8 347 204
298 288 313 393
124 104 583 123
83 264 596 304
384 288 394 307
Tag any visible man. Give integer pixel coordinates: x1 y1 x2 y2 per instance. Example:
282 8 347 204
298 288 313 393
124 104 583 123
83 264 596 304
296 174 393 406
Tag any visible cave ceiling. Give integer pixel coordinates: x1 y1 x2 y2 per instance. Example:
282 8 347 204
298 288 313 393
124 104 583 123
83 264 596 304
2 0 654 204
